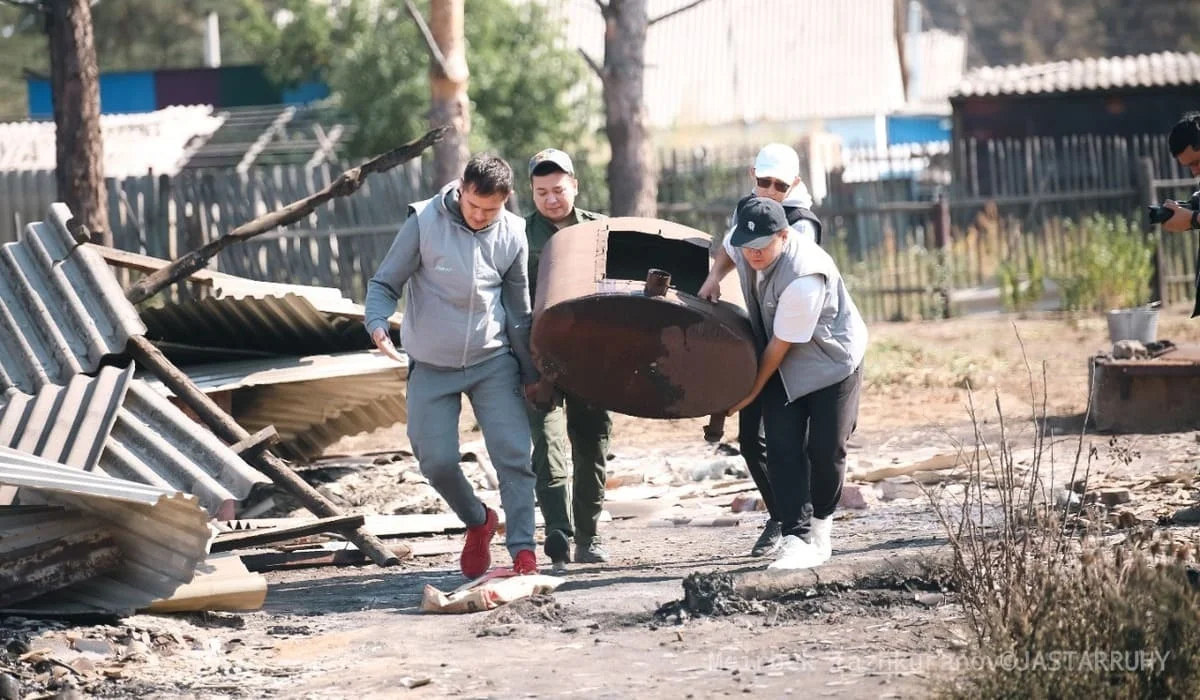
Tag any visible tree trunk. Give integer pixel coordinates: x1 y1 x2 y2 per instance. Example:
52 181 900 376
429 0 470 188
47 0 109 245
602 0 657 217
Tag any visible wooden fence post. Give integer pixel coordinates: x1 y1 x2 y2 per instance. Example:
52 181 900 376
1137 157 1165 304
932 193 952 319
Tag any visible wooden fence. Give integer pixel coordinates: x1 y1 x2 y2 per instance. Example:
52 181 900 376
1 133 1196 322
0 160 433 302
657 134 1199 322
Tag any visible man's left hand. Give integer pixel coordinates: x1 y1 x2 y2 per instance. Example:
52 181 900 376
726 391 759 417
1161 199 1196 233
524 380 560 412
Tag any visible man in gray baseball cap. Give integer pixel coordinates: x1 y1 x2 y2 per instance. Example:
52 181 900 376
524 147 613 571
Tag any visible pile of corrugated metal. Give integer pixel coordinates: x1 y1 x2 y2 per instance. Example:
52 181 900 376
101 246 408 464
0 203 408 616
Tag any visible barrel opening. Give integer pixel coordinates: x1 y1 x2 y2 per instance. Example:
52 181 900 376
604 230 709 295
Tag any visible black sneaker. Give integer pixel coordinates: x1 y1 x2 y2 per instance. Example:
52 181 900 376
544 529 570 571
751 520 782 557
574 540 610 564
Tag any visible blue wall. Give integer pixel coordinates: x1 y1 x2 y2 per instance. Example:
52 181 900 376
26 81 51 120
282 81 331 105
26 66 330 119
825 116 881 148
886 114 952 146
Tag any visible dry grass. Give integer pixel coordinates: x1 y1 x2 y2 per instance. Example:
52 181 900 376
927 336 1200 699
866 338 1007 391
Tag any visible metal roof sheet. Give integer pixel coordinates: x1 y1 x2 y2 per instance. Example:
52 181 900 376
130 257 399 364
0 106 224 177
0 203 145 394
0 446 211 616
953 51 1200 98
0 364 131 473
0 365 271 518
0 205 269 517
106 379 271 518
143 351 409 463
140 292 374 362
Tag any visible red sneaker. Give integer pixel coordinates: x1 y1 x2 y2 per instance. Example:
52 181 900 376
461 506 499 579
512 549 538 575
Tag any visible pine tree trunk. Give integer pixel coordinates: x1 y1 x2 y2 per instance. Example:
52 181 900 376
602 0 657 217
429 0 470 188
48 0 109 245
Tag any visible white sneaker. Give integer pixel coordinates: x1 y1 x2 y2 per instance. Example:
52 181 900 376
810 516 833 561
767 534 829 570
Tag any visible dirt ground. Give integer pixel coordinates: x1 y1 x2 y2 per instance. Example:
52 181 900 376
6 304 1200 699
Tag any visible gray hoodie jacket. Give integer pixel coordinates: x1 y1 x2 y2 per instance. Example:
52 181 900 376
364 181 539 384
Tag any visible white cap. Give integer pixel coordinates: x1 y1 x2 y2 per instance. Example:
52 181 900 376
754 143 800 184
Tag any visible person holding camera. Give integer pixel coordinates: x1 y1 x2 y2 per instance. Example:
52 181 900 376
1159 112 1200 234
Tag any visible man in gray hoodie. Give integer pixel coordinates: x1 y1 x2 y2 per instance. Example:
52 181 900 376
364 154 542 578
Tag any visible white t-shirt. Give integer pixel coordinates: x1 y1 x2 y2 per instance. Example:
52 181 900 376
723 230 825 343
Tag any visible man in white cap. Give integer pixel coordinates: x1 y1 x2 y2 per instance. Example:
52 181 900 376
718 143 823 558
742 142 820 243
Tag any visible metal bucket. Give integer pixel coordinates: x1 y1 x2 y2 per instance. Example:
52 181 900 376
1106 307 1158 344
532 217 757 419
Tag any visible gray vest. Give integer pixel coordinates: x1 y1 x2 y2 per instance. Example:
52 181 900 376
736 236 868 400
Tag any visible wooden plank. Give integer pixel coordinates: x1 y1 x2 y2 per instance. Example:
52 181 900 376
220 510 614 538
240 542 413 572
0 520 122 608
145 553 267 613
211 514 365 553
91 245 220 284
127 335 402 568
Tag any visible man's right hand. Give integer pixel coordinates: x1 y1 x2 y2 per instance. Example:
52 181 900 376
371 327 406 363
697 277 721 303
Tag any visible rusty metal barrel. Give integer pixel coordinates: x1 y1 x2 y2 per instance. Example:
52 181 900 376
532 217 757 419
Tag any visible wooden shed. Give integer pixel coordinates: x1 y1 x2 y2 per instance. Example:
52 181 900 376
950 51 1200 141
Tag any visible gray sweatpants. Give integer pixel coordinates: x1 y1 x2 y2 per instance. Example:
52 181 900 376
406 352 535 558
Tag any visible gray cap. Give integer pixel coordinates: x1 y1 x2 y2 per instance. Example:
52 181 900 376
528 148 575 176
730 197 789 249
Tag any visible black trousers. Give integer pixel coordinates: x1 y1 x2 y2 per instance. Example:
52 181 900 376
761 366 863 540
737 398 776 520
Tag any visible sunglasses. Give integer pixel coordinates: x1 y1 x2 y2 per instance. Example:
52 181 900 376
755 177 790 194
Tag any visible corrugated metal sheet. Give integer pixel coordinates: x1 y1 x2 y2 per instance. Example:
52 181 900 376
953 51 1200 98
107 380 270 517
0 203 145 394
141 293 374 361
143 351 409 463
0 446 211 616
0 365 132 472
0 365 269 517
0 106 223 176
139 271 400 363
0 204 269 516
557 0 908 127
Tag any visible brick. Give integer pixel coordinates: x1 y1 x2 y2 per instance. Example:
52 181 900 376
730 494 767 513
839 483 879 510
